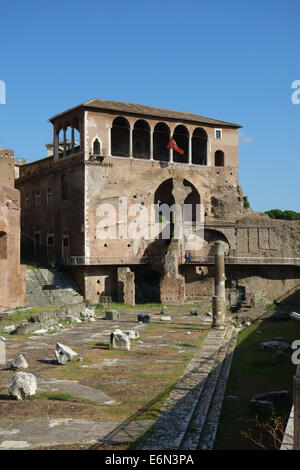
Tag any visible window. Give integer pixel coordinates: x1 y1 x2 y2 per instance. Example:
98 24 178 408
47 235 55 247
215 129 222 139
47 188 53 204
25 193 30 209
215 150 225 167
35 191 41 207
93 138 101 155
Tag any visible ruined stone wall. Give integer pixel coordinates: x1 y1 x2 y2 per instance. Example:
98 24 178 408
72 265 118 304
226 265 300 305
0 151 26 311
16 152 85 263
117 267 135 305
0 149 14 188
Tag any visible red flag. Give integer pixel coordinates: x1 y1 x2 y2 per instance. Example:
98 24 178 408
167 137 184 155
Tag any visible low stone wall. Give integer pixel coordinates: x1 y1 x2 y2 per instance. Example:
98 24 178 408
14 302 86 335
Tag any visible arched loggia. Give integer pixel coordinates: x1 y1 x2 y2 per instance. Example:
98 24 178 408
153 122 170 162
133 119 150 159
173 125 189 164
192 128 207 165
111 117 130 157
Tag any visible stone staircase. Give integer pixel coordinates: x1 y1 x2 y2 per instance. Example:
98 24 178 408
138 325 238 450
26 268 83 307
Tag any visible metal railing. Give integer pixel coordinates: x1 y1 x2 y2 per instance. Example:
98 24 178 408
183 255 300 266
62 255 164 266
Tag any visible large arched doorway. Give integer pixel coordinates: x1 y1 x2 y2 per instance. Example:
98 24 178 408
111 117 130 157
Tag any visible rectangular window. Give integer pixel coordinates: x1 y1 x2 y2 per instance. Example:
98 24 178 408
47 188 53 204
35 191 41 207
215 129 222 139
47 235 55 247
25 193 30 209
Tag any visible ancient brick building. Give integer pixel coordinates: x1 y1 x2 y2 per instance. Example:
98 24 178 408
0 149 26 311
15 99 300 306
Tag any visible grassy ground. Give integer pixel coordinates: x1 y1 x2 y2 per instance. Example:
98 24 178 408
214 315 300 450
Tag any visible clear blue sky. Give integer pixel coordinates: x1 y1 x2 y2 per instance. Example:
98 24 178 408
0 0 299 212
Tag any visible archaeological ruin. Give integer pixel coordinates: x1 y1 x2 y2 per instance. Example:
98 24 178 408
14 99 300 308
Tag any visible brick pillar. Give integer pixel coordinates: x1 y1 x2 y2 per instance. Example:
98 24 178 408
117 267 135 305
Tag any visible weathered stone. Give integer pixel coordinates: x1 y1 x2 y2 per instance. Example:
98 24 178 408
160 316 171 321
55 343 78 365
260 340 291 351
105 310 120 321
137 314 150 323
252 390 289 405
190 308 198 316
80 307 95 320
33 328 48 335
9 354 28 371
161 306 168 315
2 325 15 333
250 399 274 413
290 312 300 321
125 330 140 340
110 329 130 351
9 372 37 400
99 295 112 308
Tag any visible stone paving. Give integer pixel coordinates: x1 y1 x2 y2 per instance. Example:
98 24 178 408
0 309 211 449
0 418 154 449
138 326 238 450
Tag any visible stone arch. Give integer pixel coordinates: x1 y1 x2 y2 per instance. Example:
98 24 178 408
133 119 150 159
173 125 189 164
192 128 207 165
0 231 7 259
111 116 130 157
153 122 170 162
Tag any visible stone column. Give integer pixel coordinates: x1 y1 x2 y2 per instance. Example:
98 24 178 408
294 365 300 449
63 128 67 158
207 138 211 166
212 241 226 328
188 135 192 164
129 127 133 158
53 127 59 160
150 130 154 161
71 127 75 155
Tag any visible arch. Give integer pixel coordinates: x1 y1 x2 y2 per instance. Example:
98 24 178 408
173 125 189 164
133 119 150 159
61 174 68 200
92 137 101 155
215 150 225 167
192 128 207 165
0 231 7 259
153 122 170 162
111 116 130 157
183 179 201 223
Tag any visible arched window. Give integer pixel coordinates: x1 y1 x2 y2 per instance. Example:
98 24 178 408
215 150 225 167
93 138 101 155
192 128 207 165
0 231 7 259
111 117 130 157
61 174 68 200
153 122 170 162
173 125 189 164
133 119 150 159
